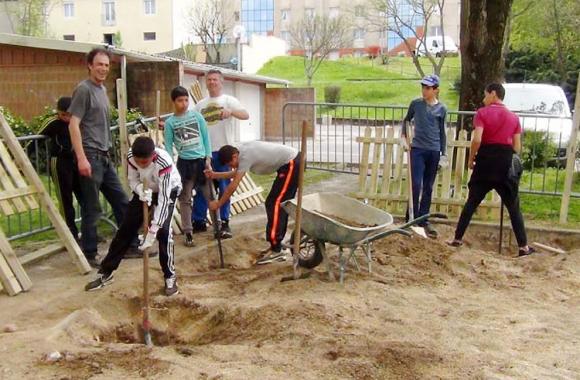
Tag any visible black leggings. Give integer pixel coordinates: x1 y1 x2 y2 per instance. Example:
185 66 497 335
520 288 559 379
454 180 527 247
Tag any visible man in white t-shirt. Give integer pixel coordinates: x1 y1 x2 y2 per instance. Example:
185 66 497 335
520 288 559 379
192 69 249 238
206 141 300 265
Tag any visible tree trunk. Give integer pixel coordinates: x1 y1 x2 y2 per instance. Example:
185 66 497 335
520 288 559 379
459 0 514 117
551 0 567 86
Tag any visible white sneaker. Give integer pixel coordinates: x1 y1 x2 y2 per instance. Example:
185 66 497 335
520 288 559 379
164 276 178 296
257 248 290 265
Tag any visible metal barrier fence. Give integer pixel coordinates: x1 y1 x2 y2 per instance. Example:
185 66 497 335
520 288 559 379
3 115 168 241
281 102 578 199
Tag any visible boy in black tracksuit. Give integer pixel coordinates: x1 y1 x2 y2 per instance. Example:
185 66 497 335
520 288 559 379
85 137 182 296
39 97 83 238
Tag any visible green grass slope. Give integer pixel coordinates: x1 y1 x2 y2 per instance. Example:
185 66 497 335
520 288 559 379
258 56 460 110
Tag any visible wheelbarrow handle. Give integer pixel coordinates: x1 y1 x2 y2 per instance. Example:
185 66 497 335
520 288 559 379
399 212 448 230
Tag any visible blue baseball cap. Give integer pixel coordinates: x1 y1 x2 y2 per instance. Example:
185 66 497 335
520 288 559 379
420 74 440 87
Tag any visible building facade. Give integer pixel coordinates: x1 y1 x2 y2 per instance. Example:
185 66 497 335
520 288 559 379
1 0 461 57
0 0 198 53
243 0 461 57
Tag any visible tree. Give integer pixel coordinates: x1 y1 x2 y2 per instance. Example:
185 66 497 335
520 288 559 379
509 0 580 86
186 0 235 64
3 0 55 37
365 0 448 77
458 0 514 113
289 14 351 86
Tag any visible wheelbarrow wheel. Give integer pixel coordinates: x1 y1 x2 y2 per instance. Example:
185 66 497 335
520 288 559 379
289 231 325 269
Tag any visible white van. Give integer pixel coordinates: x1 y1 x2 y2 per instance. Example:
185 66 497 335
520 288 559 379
414 36 458 57
503 83 573 154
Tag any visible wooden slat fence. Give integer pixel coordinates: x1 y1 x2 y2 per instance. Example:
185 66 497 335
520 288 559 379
350 126 501 220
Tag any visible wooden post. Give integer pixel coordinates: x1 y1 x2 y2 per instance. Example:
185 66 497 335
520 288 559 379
559 73 580 223
0 114 90 274
154 90 161 146
292 121 308 280
116 78 130 193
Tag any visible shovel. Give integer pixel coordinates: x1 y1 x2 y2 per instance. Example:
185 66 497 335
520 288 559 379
403 123 427 238
141 180 153 346
207 181 225 268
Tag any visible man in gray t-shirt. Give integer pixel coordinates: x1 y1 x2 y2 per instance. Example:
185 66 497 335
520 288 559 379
68 48 132 265
206 141 300 263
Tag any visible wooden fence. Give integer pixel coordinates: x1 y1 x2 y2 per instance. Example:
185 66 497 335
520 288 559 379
350 126 501 220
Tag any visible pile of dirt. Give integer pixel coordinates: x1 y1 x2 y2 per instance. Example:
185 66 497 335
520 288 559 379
1 204 579 379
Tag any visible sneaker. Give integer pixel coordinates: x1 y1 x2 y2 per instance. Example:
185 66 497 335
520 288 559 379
85 272 114 291
124 246 158 259
424 224 438 239
518 246 536 257
164 276 179 296
192 221 207 234
256 248 289 265
217 220 233 240
184 233 195 247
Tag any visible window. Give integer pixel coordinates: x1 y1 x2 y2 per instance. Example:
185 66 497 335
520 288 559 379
304 8 315 19
144 0 155 15
64 2 74 18
429 26 441 37
354 5 364 17
281 9 289 21
329 7 339 19
103 33 114 45
353 28 365 40
280 30 290 42
103 1 115 25
143 32 156 41
240 0 274 36
63 34 75 41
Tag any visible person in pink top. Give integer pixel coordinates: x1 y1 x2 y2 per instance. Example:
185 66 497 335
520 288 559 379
447 83 534 257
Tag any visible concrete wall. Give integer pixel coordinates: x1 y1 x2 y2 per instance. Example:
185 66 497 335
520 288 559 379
242 35 287 74
126 61 181 116
264 87 315 140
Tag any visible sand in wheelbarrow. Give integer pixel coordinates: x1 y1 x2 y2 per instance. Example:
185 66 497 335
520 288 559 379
318 212 378 228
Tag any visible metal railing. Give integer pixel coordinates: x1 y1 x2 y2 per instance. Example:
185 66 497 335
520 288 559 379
3 115 168 241
281 102 578 199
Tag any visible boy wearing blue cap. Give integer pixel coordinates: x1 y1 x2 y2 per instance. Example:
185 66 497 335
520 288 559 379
401 74 448 238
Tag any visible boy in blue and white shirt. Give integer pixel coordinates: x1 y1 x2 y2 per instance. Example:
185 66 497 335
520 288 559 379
85 136 182 296
401 74 447 238
164 85 215 247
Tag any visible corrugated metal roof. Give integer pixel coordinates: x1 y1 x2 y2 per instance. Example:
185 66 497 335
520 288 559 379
0 33 290 86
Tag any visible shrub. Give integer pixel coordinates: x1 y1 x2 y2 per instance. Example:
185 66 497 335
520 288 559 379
0 106 34 137
521 130 557 170
324 86 341 108
452 77 461 92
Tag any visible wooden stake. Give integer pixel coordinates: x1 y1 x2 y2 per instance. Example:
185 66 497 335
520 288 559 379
154 90 161 147
559 72 580 223
116 78 130 193
292 120 308 280
142 179 152 346
531 242 566 255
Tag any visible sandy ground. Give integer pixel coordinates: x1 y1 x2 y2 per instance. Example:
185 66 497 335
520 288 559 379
1 175 579 380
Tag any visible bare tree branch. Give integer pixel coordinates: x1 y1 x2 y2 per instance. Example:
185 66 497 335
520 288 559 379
186 0 235 64
289 14 352 86
365 0 449 77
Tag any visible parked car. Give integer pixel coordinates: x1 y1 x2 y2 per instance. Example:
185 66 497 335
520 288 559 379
414 36 459 57
503 83 573 156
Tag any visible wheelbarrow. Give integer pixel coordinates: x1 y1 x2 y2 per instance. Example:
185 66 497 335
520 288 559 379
282 192 442 283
